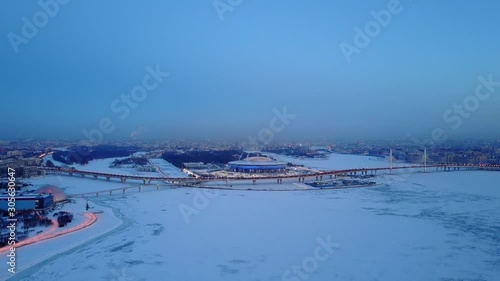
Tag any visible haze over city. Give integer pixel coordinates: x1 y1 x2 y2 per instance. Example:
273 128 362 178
2 0 500 141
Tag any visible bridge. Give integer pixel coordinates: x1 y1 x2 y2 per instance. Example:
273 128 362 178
40 163 500 186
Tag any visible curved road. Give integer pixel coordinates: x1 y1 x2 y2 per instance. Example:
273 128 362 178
0 213 97 254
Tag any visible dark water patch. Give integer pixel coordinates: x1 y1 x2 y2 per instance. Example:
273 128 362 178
441 277 488 281
217 264 240 275
125 260 144 265
229 259 248 264
109 241 135 253
146 223 165 236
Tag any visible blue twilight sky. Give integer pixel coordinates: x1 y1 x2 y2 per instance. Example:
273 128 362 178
1 0 500 142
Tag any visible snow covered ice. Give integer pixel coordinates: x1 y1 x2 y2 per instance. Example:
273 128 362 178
2 154 499 281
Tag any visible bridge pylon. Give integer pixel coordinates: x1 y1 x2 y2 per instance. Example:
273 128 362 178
424 148 427 172
389 149 393 174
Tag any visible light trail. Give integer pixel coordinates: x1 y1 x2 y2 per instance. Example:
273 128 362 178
0 213 97 253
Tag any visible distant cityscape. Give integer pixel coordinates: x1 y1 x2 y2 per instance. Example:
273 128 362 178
1 138 499 180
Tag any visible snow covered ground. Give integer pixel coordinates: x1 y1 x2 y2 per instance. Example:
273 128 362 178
0 199 121 280
67 158 160 178
2 154 499 281
149 158 189 178
43 154 188 179
266 152 403 170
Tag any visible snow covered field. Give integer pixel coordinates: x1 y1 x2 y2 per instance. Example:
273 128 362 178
266 152 402 170
3 154 499 281
149 158 189 178
66 158 160 178
44 154 188 179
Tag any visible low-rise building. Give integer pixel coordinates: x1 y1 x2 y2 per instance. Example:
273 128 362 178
0 193 54 211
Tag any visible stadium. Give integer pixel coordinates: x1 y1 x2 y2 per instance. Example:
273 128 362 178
228 151 287 173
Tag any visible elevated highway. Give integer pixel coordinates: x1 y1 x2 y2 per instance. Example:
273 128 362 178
40 163 500 185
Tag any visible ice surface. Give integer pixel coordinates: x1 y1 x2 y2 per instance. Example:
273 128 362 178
3 155 499 281
266 152 392 170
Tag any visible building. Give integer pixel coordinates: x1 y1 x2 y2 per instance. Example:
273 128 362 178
228 151 287 173
0 157 42 178
20 166 40 178
183 162 206 169
0 193 54 211
7 151 23 158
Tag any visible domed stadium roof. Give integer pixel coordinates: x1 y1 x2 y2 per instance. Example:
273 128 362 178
36 185 68 202
245 156 274 162
229 151 287 172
